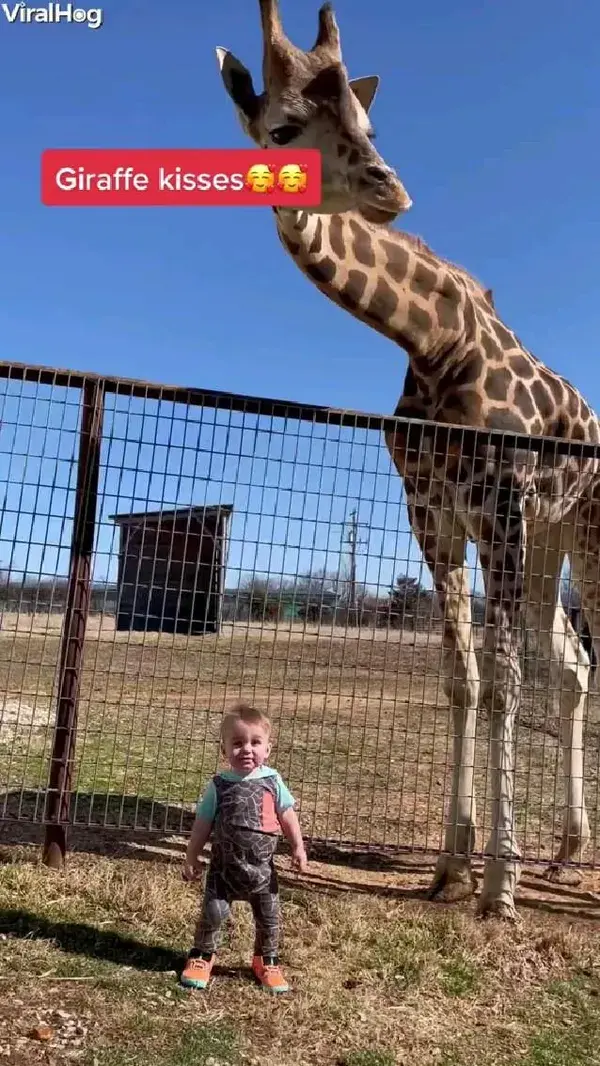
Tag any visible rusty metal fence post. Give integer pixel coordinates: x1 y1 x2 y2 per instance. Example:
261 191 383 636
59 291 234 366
42 378 105 868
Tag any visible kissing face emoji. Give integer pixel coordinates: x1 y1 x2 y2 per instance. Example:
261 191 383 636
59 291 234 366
277 163 307 194
245 163 275 194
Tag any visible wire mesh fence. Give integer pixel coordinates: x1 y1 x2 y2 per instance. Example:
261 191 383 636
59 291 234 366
1 361 600 871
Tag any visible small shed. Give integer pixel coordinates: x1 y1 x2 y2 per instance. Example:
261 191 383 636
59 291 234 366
109 504 233 635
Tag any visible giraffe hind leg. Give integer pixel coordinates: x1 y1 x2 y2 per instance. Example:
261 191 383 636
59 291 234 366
524 535 592 886
548 549 594 882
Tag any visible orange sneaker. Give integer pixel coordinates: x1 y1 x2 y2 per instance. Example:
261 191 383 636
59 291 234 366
251 954 289 993
180 951 215 989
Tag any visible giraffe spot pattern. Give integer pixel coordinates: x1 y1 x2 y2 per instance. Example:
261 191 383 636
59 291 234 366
367 277 399 321
509 354 535 379
492 321 517 350
513 379 536 420
308 218 323 255
438 276 462 301
305 257 337 284
408 302 433 333
486 406 529 432
436 389 482 421
277 226 300 256
530 379 554 420
435 294 461 332
338 269 368 308
410 261 438 296
349 219 376 266
542 371 565 404
566 389 582 420
481 332 503 361
484 367 512 403
462 299 477 339
329 214 345 259
452 355 484 388
380 240 410 282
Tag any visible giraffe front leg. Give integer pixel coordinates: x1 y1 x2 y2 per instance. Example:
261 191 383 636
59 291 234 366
477 494 527 921
478 615 522 919
427 567 480 902
407 502 479 903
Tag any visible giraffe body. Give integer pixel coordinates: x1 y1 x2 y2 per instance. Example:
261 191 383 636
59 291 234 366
216 0 600 918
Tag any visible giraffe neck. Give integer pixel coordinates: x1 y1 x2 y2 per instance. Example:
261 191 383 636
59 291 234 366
273 207 478 367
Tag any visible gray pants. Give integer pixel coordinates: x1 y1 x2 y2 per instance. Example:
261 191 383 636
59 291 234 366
194 863 280 956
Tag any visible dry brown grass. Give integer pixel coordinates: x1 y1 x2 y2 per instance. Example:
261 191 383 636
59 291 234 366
1 841 600 1066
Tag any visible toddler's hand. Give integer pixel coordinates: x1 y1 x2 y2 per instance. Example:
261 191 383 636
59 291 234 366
182 861 200 882
291 845 308 873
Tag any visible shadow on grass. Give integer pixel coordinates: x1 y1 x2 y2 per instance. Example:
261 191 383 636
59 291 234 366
0 907 278 986
0 906 184 973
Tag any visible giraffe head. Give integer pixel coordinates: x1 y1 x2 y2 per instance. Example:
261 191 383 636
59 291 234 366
215 0 412 223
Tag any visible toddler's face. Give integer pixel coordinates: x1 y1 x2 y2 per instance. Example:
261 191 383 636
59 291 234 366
223 721 271 774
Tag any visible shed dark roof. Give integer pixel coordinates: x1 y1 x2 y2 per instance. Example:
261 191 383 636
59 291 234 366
109 504 233 526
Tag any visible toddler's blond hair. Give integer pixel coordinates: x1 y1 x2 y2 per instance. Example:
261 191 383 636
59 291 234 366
220 700 271 742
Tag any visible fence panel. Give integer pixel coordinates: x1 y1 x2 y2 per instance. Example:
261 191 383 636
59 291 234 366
1 362 600 869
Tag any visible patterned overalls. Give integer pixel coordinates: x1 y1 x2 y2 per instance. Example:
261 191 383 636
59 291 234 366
194 771 285 956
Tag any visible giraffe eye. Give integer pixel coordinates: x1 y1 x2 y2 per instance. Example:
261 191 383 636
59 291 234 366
270 124 302 145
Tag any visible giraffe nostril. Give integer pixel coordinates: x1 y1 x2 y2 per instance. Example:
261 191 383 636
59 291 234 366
364 165 389 183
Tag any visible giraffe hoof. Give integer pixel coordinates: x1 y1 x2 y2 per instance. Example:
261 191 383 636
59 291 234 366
543 864 583 887
427 879 477 904
427 859 477 903
476 898 520 922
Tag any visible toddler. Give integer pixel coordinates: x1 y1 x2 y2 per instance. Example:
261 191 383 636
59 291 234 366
181 700 307 993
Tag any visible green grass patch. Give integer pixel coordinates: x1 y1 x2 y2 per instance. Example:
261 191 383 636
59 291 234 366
514 976 600 1066
339 1053 396 1066
86 1021 242 1066
439 956 480 998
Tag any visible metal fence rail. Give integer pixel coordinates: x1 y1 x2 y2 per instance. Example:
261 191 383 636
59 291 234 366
1 360 599 871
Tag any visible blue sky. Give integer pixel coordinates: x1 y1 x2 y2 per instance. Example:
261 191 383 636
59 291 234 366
0 0 598 597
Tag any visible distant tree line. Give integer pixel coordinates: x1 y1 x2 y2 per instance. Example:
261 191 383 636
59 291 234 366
215 569 436 629
0 566 446 631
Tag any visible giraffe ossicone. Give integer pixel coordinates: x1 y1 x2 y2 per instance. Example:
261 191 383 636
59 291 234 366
215 0 600 921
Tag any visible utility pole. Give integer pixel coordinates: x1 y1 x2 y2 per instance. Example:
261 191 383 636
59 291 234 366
343 508 368 626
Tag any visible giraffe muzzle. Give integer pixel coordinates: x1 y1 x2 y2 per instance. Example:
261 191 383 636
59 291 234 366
358 165 413 221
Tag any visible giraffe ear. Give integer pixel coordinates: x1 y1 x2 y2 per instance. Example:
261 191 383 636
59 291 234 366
216 47 261 135
349 75 380 113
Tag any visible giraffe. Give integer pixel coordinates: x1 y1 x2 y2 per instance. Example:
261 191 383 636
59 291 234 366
215 0 600 919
